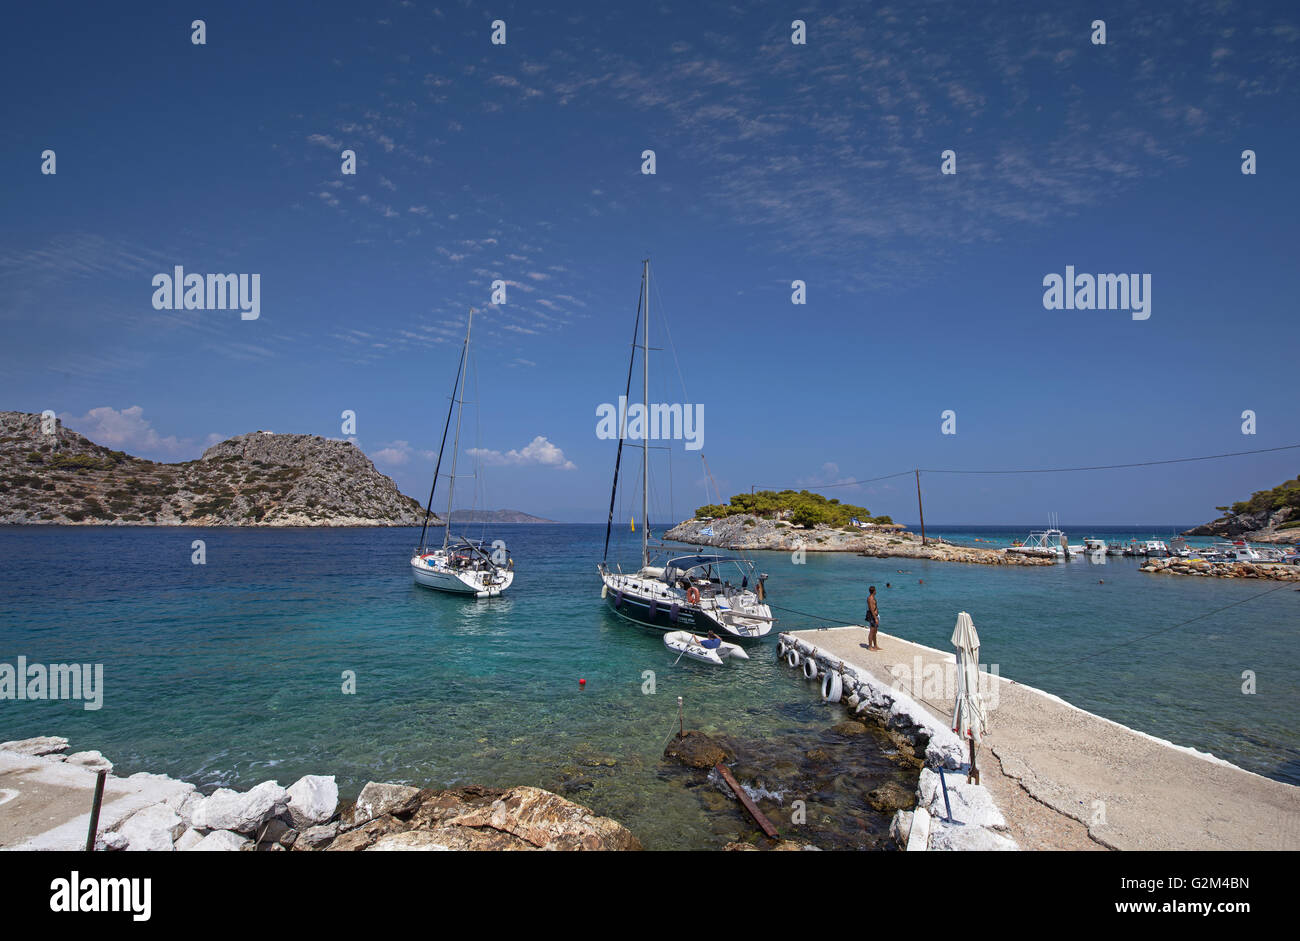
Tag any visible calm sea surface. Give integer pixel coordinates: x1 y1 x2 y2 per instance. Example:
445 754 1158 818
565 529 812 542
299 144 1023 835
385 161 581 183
1 523 1296 848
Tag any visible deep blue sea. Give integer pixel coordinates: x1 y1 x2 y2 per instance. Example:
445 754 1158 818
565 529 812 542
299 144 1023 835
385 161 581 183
1 523 1296 848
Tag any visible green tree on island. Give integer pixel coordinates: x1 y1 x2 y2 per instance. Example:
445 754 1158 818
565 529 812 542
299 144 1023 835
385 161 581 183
695 489 892 528
1215 473 1300 528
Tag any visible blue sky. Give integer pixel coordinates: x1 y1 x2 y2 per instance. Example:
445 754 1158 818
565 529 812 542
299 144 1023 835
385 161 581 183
2 1 1298 524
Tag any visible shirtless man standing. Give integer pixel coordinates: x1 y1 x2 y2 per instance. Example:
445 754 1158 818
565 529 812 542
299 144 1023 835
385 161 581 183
865 585 880 650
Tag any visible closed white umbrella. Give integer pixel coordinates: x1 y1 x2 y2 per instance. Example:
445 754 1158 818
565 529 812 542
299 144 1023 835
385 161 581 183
950 611 987 783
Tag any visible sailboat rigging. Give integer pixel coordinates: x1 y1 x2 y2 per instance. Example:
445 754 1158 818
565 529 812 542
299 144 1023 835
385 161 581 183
596 261 774 639
410 308 515 597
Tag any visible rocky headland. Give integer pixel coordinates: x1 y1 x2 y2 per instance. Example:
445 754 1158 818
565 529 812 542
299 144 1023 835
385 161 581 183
0 410 429 526
664 515 1052 566
1183 474 1300 545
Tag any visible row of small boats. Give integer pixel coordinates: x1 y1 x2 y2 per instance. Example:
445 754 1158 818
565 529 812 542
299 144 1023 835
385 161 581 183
1006 529 1297 564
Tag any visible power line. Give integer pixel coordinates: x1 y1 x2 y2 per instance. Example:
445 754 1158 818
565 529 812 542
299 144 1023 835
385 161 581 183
922 443 1300 476
758 443 1300 492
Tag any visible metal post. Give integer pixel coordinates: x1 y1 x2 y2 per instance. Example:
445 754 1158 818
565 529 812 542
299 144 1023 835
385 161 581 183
915 469 927 546
936 766 954 823
85 768 107 851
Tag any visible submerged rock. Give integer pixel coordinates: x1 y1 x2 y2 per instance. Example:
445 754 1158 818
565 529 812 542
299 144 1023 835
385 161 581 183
867 781 915 813
663 731 734 769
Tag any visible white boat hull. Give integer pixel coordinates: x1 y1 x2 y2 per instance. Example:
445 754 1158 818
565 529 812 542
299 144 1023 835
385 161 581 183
411 553 514 597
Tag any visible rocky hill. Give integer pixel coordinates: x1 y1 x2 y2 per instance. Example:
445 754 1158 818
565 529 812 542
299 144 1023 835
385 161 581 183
1183 474 1300 544
0 411 430 526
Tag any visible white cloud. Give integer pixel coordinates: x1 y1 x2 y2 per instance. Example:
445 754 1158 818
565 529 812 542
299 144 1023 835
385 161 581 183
469 436 576 470
372 440 435 466
60 405 193 457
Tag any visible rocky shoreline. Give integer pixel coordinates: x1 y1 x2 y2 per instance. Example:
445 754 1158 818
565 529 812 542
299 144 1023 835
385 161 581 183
1140 557 1300 582
1183 508 1299 545
0 736 640 851
664 515 1052 567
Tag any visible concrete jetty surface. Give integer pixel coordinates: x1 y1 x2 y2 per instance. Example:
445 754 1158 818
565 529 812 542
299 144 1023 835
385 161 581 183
788 625 1300 851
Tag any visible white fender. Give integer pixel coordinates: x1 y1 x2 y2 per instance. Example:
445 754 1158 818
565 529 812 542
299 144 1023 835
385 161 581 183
802 657 818 680
785 648 801 669
821 671 843 703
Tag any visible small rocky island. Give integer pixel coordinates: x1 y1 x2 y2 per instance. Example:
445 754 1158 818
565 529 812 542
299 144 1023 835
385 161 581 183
666 516 1050 567
1183 473 1300 544
0 410 428 526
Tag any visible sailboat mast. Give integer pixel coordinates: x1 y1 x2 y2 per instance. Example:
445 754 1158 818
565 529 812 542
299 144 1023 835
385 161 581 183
641 259 650 570
443 308 473 550
417 341 466 551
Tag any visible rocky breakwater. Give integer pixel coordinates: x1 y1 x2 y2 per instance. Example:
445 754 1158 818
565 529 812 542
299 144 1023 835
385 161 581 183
776 635 1017 851
1141 557 1300 582
0 737 640 851
665 515 1051 567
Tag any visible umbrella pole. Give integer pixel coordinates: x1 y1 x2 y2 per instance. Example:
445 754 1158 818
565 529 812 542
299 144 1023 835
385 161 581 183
967 736 980 785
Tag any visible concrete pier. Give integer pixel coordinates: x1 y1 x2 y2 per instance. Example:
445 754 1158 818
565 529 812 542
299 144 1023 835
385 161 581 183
787 625 1300 851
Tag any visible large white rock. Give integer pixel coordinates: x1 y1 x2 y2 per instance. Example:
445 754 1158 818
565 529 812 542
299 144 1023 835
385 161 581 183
285 775 338 828
115 803 185 852
0 736 69 757
191 781 288 834
188 829 250 851
352 782 421 825
174 827 204 851
169 790 201 828
65 750 113 773
928 819 1018 851
917 767 1006 830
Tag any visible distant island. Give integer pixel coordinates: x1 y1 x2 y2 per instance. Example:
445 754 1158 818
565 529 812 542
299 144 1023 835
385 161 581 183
1184 473 1300 544
446 509 555 524
666 490 1049 566
0 410 426 526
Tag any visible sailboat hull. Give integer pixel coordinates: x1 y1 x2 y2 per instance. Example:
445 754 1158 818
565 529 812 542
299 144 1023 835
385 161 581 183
411 554 514 597
598 570 771 639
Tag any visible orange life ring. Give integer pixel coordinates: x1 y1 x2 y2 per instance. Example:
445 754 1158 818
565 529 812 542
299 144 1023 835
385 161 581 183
686 587 701 605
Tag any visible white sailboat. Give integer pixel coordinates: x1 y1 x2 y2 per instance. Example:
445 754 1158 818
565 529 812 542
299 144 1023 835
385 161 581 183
595 260 774 640
410 309 515 598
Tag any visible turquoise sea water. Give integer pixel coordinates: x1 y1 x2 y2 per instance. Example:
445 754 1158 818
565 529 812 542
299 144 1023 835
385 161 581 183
1 523 1297 848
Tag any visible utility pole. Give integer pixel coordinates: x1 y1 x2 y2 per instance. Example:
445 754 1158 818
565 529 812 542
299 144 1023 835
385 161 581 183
915 469 927 546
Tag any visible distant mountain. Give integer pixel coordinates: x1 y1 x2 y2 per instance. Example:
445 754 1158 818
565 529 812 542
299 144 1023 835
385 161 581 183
0 411 430 526
446 509 555 524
